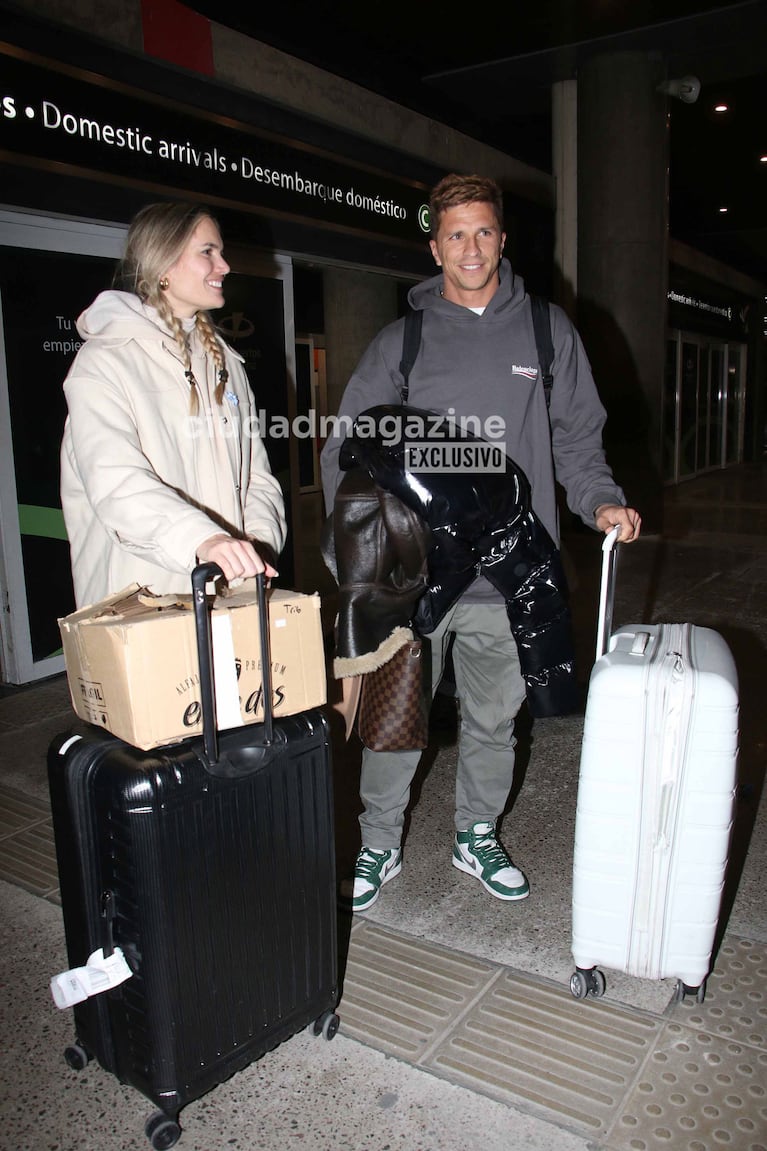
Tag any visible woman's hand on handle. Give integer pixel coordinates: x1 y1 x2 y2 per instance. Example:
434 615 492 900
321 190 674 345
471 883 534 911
197 534 279 582
594 505 642 543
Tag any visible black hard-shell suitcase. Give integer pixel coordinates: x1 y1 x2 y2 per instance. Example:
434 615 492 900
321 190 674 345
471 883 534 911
48 564 339 1150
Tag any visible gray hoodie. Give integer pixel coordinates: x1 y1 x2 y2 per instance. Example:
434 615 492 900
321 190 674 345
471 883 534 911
320 260 625 603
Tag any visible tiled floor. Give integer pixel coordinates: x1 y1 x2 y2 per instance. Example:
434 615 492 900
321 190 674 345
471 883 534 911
3 775 766 1149
342 923 767 1148
0 786 58 900
1 461 766 1151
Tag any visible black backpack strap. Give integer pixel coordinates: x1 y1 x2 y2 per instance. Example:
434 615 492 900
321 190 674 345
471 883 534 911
400 299 552 407
398 307 423 403
530 293 554 410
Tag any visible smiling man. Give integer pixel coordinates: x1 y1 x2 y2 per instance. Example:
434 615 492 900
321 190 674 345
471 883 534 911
320 172 641 914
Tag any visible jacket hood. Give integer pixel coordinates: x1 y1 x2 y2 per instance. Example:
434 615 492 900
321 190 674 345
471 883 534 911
76 290 174 342
407 258 527 319
75 290 246 368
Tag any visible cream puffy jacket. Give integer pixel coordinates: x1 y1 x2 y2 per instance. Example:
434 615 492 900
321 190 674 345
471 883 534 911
61 291 287 607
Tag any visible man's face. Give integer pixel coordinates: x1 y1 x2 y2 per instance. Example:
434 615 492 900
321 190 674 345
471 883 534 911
429 200 505 308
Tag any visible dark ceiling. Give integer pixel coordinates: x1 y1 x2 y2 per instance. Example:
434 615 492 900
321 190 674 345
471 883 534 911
185 0 767 285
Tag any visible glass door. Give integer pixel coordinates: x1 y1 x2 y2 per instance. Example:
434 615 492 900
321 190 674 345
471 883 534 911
725 344 746 465
679 340 700 479
708 345 726 470
664 329 746 486
0 211 126 683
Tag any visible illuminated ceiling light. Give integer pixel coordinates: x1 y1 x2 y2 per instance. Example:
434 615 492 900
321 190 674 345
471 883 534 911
760 155 767 163
713 103 729 112
718 206 728 213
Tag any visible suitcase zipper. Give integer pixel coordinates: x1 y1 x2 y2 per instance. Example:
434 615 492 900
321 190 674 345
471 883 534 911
66 740 121 1071
631 623 693 978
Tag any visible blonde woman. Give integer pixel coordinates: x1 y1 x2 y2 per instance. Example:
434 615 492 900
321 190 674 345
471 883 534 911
61 202 286 607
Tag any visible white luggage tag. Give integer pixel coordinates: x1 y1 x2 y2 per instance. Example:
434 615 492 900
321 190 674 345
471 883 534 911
50 946 133 1009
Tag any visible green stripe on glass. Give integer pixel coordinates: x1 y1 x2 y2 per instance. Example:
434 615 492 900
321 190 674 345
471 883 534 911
18 505 68 540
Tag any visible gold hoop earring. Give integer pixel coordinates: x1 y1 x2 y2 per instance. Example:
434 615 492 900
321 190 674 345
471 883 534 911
159 276 169 291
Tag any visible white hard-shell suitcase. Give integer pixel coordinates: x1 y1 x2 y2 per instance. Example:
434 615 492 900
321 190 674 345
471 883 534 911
570 527 739 1003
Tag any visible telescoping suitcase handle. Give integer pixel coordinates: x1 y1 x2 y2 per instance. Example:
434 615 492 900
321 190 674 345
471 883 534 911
191 563 275 773
595 525 622 661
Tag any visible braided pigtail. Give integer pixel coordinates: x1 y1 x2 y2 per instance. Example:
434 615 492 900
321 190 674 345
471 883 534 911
154 294 199 415
196 311 229 405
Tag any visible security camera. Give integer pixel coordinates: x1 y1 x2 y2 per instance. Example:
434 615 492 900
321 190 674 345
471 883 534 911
657 76 701 104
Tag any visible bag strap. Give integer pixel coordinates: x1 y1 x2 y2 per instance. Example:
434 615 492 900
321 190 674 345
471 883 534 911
529 292 554 410
399 295 554 408
398 307 423 403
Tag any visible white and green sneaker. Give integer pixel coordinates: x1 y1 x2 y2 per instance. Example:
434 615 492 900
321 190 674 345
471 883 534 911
452 821 529 901
340 846 403 912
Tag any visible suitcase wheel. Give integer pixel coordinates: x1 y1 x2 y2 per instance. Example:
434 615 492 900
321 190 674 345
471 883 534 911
569 967 606 1000
309 1010 340 1041
144 1111 181 1150
674 978 706 1004
64 1042 90 1071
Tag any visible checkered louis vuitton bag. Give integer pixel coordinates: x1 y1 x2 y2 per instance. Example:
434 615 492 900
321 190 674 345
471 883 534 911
357 640 428 752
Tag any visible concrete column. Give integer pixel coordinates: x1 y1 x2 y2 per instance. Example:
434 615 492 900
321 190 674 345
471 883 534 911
322 267 398 417
577 51 669 529
295 268 398 599
552 78 578 319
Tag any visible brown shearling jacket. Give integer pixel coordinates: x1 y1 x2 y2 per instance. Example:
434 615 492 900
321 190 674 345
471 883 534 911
321 468 431 678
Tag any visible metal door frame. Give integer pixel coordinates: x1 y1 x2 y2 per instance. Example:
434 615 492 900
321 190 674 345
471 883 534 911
0 209 127 683
665 327 746 485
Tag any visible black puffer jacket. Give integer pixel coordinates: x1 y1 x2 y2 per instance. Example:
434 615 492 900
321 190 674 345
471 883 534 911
338 405 579 718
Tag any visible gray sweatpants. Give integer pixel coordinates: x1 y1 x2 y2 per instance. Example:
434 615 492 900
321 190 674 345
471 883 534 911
358 602 527 849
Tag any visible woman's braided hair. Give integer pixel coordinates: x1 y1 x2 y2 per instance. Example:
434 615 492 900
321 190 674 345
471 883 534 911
114 202 228 413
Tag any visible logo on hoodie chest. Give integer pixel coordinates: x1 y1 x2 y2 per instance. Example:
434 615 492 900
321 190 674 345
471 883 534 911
512 364 539 381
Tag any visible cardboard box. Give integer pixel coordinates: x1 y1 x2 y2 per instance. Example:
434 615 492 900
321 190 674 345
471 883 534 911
59 582 327 750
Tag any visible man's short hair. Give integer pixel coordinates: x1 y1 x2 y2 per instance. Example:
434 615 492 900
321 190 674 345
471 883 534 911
428 174 504 237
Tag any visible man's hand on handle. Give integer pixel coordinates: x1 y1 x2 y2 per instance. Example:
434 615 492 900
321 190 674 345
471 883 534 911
594 505 642 543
